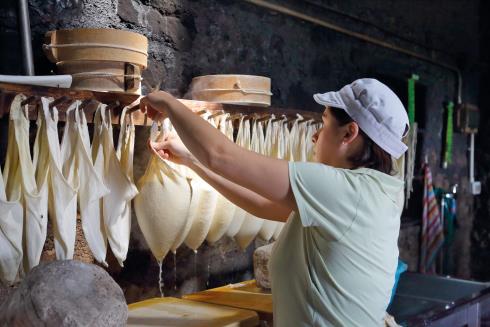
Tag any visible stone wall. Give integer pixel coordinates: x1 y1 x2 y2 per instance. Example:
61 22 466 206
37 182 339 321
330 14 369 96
472 0 490 281
0 0 484 302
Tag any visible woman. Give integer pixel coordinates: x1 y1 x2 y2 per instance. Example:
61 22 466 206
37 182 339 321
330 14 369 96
141 78 409 326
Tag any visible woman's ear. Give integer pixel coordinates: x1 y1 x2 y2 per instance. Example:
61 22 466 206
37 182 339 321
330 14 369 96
342 122 360 144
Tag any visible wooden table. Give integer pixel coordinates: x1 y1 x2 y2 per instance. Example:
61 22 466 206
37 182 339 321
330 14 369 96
183 280 273 325
127 296 259 327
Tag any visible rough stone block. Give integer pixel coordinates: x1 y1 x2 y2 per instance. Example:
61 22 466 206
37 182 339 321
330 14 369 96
253 242 274 289
149 12 192 51
0 260 127 326
118 0 140 25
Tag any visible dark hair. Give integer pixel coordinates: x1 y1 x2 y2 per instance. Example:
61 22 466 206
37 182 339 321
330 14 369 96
329 107 393 175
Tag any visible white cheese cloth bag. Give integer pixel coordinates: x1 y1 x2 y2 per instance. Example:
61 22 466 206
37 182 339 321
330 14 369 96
206 114 236 244
258 117 278 241
61 102 109 265
114 107 137 261
288 115 300 161
92 104 138 267
271 118 290 241
0 165 23 285
134 122 194 263
282 117 291 161
305 121 320 162
36 97 77 259
184 114 219 252
225 117 249 238
234 119 265 249
290 115 308 162
3 95 48 273
158 119 196 255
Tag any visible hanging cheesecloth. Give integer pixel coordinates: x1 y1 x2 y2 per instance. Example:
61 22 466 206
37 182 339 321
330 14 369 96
33 97 78 260
272 117 289 240
225 117 249 238
234 119 265 249
258 117 278 241
3 95 48 273
163 119 197 255
61 101 109 265
0 163 23 284
134 121 194 263
305 120 320 162
113 106 139 263
92 104 138 267
184 113 219 252
206 113 237 244
289 115 308 162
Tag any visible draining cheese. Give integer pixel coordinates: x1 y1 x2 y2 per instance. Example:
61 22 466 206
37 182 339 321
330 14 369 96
235 119 264 249
207 114 236 244
258 117 277 241
3 95 48 273
60 102 109 265
184 115 218 251
92 104 138 267
36 97 77 260
134 124 193 262
0 165 23 285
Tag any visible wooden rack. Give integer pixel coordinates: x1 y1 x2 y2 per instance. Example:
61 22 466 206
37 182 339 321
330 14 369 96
0 82 322 125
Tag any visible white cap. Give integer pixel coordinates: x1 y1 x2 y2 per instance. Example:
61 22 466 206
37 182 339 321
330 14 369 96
313 78 409 159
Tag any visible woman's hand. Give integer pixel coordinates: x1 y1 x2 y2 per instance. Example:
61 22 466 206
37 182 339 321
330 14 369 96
149 131 195 166
140 91 175 121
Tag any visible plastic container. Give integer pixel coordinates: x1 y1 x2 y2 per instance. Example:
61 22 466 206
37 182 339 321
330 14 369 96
390 259 408 304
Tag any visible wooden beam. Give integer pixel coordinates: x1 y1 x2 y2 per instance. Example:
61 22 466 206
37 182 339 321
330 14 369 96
0 82 322 125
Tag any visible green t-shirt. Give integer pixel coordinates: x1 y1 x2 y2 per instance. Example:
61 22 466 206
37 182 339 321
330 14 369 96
270 162 403 326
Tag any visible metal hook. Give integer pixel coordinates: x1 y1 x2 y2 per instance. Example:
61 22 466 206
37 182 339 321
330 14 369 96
106 101 121 111
20 95 38 107
271 114 287 123
79 99 94 109
48 96 70 109
255 114 272 123
208 110 225 119
226 113 243 121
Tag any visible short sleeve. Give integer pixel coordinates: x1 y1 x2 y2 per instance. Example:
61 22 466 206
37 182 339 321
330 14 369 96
288 161 360 241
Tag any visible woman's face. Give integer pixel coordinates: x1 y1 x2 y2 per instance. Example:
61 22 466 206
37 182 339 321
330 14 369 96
312 106 349 166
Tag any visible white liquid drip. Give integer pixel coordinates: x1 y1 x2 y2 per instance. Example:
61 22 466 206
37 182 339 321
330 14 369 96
193 250 198 281
158 260 164 297
173 251 177 291
206 259 210 288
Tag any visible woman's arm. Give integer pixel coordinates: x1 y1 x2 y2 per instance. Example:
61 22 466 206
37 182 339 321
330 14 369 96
150 130 291 222
141 91 297 212
188 157 291 222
